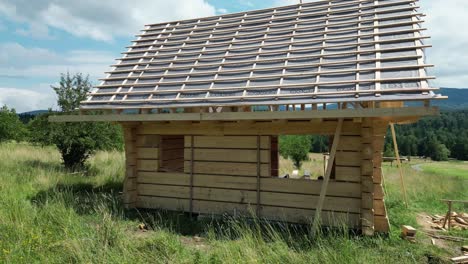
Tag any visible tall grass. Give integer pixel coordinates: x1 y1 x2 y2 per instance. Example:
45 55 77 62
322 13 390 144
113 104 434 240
0 143 464 263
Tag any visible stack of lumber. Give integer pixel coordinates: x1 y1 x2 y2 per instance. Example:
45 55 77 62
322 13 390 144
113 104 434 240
401 225 417 242
431 212 468 231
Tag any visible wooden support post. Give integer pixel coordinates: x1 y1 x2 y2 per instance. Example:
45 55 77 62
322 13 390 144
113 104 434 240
313 118 343 231
189 135 195 215
123 125 138 208
442 200 453 230
361 118 375 235
390 123 408 208
256 135 261 217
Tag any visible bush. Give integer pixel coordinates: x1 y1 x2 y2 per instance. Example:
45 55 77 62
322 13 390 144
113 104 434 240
29 72 123 170
279 135 311 169
0 105 28 142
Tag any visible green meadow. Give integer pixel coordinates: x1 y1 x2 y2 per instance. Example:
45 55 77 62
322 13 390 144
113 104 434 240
0 142 466 263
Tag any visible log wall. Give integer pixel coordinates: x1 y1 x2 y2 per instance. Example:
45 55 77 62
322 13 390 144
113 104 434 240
121 119 390 232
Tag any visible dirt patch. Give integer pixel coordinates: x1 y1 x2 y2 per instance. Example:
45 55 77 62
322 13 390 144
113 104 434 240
180 235 210 252
416 213 464 256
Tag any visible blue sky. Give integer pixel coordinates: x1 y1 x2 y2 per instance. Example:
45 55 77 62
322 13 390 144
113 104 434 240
0 0 466 112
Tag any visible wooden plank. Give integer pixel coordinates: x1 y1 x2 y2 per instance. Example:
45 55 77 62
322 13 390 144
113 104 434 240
336 151 362 167
184 148 270 163
184 136 270 149
136 134 160 147
138 172 362 198
261 206 360 228
374 215 390 233
137 196 189 211
138 160 159 171
262 192 360 213
138 120 362 136
390 123 408 207
136 196 360 227
335 166 361 182
136 183 360 211
137 147 159 159
183 161 270 177
373 199 386 216
138 184 257 204
261 178 361 198
337 136 362 151
123 125 138 208
314 118 343 228
50 107 440 123
160 148 184 160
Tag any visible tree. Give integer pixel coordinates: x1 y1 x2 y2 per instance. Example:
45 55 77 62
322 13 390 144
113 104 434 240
52 73 90 112
0 105 28 142
279 135 311 169
426 140 450 161
452 139 468 161
33 72 123 170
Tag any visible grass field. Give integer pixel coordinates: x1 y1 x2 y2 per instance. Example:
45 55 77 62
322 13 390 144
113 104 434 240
0 142 467 263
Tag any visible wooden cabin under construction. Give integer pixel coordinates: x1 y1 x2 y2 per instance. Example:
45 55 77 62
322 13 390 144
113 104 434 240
51 0 444 235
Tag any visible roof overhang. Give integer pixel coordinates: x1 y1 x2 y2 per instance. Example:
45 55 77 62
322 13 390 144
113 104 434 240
49 106 439 123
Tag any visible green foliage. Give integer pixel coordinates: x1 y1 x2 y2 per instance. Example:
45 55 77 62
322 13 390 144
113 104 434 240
383 142 395 157
452 138 468 160
309 135 329 153
279 135 311 169
427 141 450 161
0 105 28 142
384 110 468 160
28 72 123 170
52 72 90 112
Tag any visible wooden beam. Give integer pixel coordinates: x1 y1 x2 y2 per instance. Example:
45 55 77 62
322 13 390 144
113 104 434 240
390 123 408 207
49 107 439 122
313 118 343 230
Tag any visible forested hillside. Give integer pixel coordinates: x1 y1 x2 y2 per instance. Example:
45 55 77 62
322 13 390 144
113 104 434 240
384 110 468 161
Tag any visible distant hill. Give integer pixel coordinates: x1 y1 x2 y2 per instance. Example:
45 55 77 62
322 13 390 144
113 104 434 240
19 110 50 116
18 110 50 124
434 88 468 110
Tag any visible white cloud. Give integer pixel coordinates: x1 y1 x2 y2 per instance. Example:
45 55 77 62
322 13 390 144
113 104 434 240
421 0 468 88
0 43 115 112
0 42 114 79
0 0 216 42
0 87 56 112
217 8 228 14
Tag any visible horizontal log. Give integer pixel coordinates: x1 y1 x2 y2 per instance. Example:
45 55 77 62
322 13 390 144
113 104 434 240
335 166 361 182
336 151 362 167
135 196 360 227
137 172 361 197
184 136 270 149
374 199 386 216
138 160 159 171
184 148 270 163
136 135 160 147
261 206 360 228
138 120 362 136
337 136 362 151
374 215 390 233
137 185 360 212
183 161 270 177
137 147 159 159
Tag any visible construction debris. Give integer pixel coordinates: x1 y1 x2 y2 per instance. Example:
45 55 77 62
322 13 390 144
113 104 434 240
401 225 417 242
462 245 468 253
451 255 468 264
430 212 468 231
